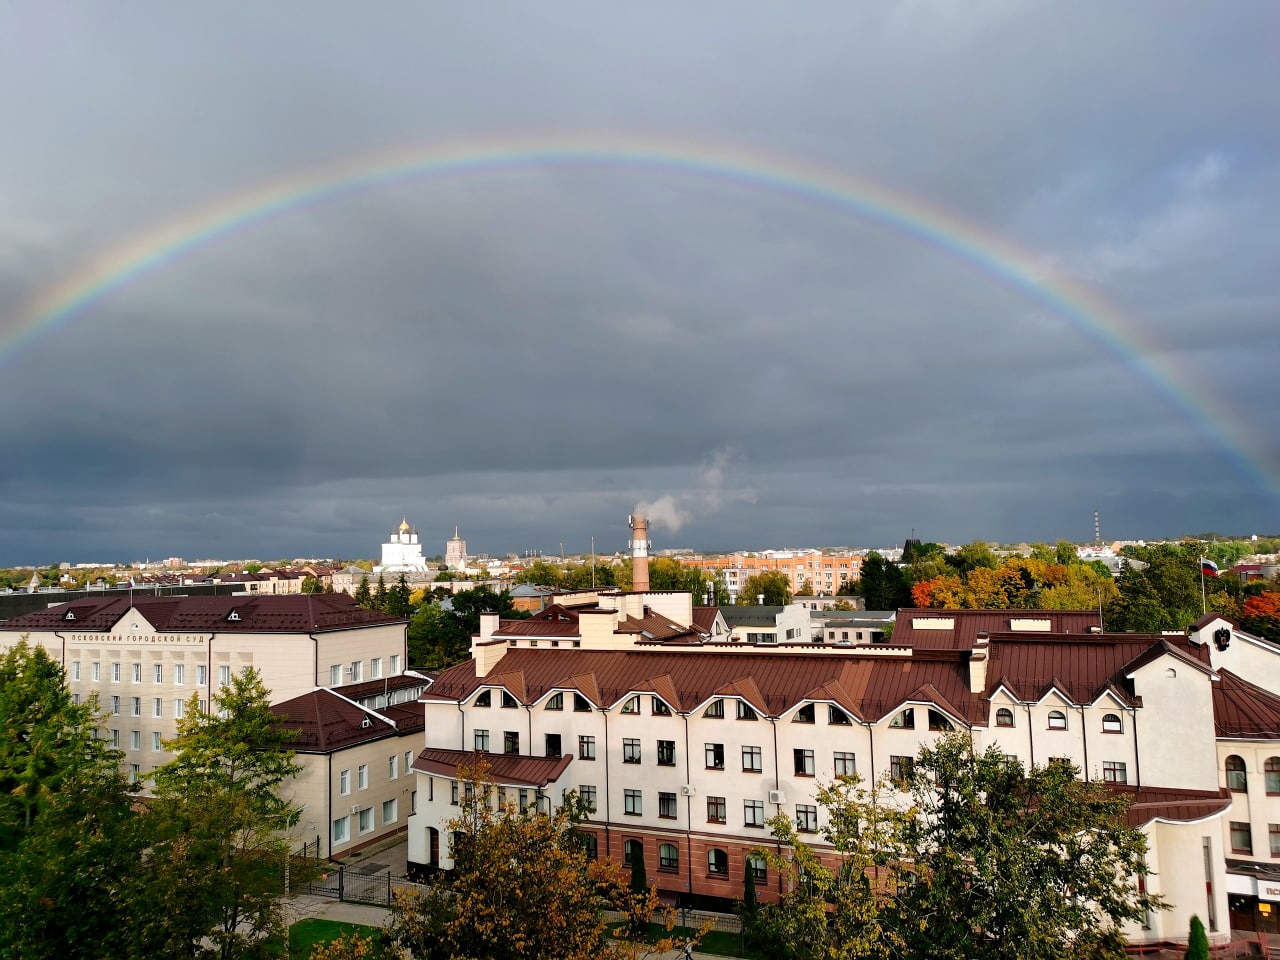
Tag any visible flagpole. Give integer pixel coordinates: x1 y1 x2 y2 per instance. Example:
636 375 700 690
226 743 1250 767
1200 557 1207 616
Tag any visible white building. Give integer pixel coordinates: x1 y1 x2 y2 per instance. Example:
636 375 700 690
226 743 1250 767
375 517 430 574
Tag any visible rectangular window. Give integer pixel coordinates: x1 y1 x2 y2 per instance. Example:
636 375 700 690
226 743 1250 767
545 733 562 757
131 697 141 717
154 664 163 684
389 755 398 779
705 743 725 770
357 764 368 790
390 654 401 674
371 657 382 679
659 791 677 819
92 661 101 682
406 751 413 774
111 695 121 715
796 804 818 833
110 729 120 747
624 789 642 816
474 729 490 752
1102 761 1128 784
794 748 815 777
350 661 363 683
518 788 530 809
112 663 121 683
174 664 184 685
153 697 163 718
72 693 80 705
657 739 676 766
451 781 459 805
382 798 398 825
130 730 140 751
174 699 185 719
579 735 596 760
332 816 349 844
580 785 597 813
1271 824 1280 858
504 731 519 754
197 664 207 686
834 751 857 777
1268 763 1280 795
339 769 351 795
890 756 914 784
72 661 81 681
152 731 162 751
358 808 372 833
411 790 417 813
129 764 139 784
623 738 642 764
219 665 231 687
132 663 142 683
652 697 671 716
707 796 727 823
1231 821 1253 855
330 664 341 686
742 745 763 773
744 800 765 827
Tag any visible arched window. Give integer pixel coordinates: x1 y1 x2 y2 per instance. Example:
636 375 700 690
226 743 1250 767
1047 710 1067 730
659 843 679 871
474 690 491 707
621 695 641 714
995 707 1014 728
927 709 953 731
707 848 729 876
889 708 915 729
623 838 643 866
1266 758 1280 795
828 705 853 726
545 692 563 710
1102 713 1122 733
792 703 815 723
1226 755 1248 792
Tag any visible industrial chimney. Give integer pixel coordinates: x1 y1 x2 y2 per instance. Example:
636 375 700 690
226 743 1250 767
629 513 650 593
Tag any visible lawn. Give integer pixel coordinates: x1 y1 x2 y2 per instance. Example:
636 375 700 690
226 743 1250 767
288 918 381 959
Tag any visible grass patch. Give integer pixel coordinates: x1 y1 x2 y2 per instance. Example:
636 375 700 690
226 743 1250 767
288 918 379 959
606 921 748 958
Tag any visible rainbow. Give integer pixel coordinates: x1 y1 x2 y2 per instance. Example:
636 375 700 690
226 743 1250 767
9 132 1278 501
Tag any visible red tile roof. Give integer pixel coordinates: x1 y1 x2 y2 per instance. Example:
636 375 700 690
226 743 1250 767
411 748 572 787
1214 669 1280 739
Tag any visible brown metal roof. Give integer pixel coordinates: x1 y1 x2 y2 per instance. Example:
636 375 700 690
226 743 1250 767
272 690 392 752
1105 784 1232 827
895 609 1103 651
411 748 572 787
1214 669 1280 739
333 672 432 701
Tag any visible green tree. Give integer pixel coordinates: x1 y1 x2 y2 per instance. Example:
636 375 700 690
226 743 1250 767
737 570 791 605
243 562 263 574
514 560 564 589
407 603 471 669
858 553 911 611
353 575 373 608
373 573 388 611
301 575 324 594
148 668 308 960
1185 915 1209 960
561 562 618 590
385 573 413 619
1055 539 1079 566
891 734 1160 960
947 540 998 576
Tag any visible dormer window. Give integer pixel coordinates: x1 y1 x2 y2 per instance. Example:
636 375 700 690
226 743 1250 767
927 710 953 731
226 610 241 622
546 693 564 711
735 701 758 721
651 697 672 717
63 611 75 621
828 706 852 726
792 704 815 724
704 699 725 719
889 708 915 729
621 695 641 714
474 690 491 708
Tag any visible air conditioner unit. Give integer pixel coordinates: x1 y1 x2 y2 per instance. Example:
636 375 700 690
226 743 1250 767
351 804 360 813
767 790 786 805
679 785 696 797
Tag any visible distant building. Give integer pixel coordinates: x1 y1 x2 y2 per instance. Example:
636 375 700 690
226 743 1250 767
445 527 468 571
375 517 430 575
681 550 862 601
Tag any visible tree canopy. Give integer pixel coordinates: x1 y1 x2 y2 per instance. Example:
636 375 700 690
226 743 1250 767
737 570 791 605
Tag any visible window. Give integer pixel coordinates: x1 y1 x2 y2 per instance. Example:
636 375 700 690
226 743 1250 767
130 730 140 751
834 751 857 777
128 763 140 784
828 705 852 725
358 808 373 833
197 664 207 686
131 696 141 717
621 695 641 714
736 701 758 721
382 798 398 824
1231 821 1253 855
659 843 679 871
1227 755 1248 792
705 743 725 769
623 738 642 763
132 663 142 683
92 661 101 682
154 664 163 684
357 764 368 789
1102 761 1127 784
708 848 729 875
406 751 413 774
796 804 818 833
1267 758 1280 795
574 693 592 712
174 699 185 719
546 692 564 710
174 664 184 685
744 800 765 827
72 661 81 681
659 792 677 819
657 739 676 766
112 663 121 683
624 789 642 816
370 657 382 679
995 707 1015 727
390 654 400 673
474 690 491 707
152 731 162 751
792 703 815 724
474 729 489 752
747 854 767 883
652 697 672 717
332 817 349 844
504 731 519 754
1047 710 1068 730
501 691 518 708
153 697 162 718
623 838 642 866
928 710 953 731
450 781 459 805
1271 824 1280 859
742 745 763 773
110 729 119 747
219 665 231 687
889 708 915 729
350 661 363 683
704 699 725 719
545 733 562 757
794 749 815 777
1102 713 1123 733
890 756 914 785
389 754 398 779
579 735 596 760
580 785 597 813
339 769 351 795
707 796 727 823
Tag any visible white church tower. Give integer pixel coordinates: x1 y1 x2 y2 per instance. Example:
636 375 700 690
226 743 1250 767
375 516 430 574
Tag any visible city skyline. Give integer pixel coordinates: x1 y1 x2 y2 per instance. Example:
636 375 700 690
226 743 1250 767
1 3 1277 564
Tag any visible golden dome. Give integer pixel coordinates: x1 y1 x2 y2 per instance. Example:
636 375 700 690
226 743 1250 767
399 516 411 533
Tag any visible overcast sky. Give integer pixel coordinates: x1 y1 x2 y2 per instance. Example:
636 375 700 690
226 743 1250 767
1 3 1277 566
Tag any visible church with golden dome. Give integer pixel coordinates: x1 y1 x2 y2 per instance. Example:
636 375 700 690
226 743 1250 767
374 516 431 574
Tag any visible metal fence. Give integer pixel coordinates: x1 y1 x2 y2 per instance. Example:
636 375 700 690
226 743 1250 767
287 842 431 909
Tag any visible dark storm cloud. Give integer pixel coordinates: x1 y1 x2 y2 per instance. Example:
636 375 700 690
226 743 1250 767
0 1 1277 565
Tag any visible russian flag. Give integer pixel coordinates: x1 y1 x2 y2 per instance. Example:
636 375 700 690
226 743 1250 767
1201 557 1220 577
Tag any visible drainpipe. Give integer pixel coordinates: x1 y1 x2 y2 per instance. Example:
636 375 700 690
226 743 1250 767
602 708 612 861
1132 708 1141 789
1079 705 1089 781
1024 704 1035 768
326 753 332 860
770 715 780 794
54 630 66 667
457 699 466 750
682 709 693 908
525 703 533 758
